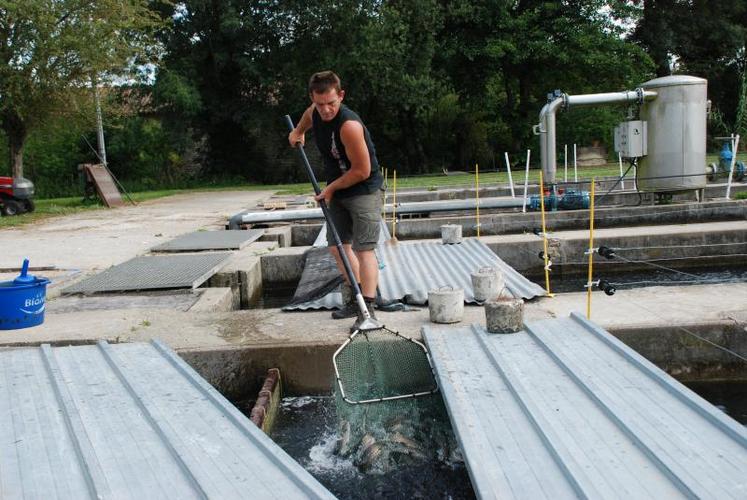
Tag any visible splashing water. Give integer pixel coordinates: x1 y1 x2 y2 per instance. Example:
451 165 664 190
269 396 475 499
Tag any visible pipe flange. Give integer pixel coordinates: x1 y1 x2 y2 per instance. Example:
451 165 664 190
635 87 645 104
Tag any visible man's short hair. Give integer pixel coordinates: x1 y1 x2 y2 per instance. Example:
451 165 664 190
308 71 342 95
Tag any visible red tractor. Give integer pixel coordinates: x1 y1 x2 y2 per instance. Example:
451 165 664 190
0 176 35 216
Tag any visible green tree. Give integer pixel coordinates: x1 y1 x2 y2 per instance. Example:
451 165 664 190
633 0 747 139
156 0 283 179
438 0 654 158
0 0 160 179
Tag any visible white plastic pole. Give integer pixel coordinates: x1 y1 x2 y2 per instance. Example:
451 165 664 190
573 143 578 182
504 152 516 198
564 144 568 182
618 152 626 190
522 149 531 213
726 134 740 200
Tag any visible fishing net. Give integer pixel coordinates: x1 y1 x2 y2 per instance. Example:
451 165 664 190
333 326 438 404
331 327 452 474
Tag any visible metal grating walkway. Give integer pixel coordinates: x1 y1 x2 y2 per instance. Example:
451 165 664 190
151 229 264 252
62 253 231 295
0 340 335 499
423 313 747 500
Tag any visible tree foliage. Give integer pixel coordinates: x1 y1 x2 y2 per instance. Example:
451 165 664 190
5 0 747 196
0 0 161 177
633 0 747 139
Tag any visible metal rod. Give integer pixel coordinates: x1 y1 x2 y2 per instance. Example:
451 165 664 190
618 152 626 190
726 134 740 200
383 167 388 220
586 178 596 319
573 143 578 182
475 163 480 238
522 149 531 213
393 169 397 239
539 171 553 297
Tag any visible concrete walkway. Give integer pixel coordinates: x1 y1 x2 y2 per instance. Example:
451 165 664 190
1 282 744 350
0 190 270 271
1 193 744 394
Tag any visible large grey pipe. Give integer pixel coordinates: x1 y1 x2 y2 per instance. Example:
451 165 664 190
230 196 526 225
536 89 657 185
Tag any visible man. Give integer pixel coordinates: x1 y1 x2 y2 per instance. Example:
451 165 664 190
288 71 383 331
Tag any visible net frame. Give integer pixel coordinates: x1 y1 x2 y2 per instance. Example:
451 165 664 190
333 324 439 405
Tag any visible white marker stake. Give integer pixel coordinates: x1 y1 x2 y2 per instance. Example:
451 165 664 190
504 152 516 198
522 149 531 213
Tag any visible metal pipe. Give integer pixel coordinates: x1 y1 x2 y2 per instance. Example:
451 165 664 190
537 89 657 187
232 196 526 225
538 97 564 185
566 91 653 107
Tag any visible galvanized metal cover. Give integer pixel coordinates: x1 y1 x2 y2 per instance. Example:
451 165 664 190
62 253 231 295
0 340 335 499
377 238 546 303
151 229 264 252
286 237 545 310
423 314 747 499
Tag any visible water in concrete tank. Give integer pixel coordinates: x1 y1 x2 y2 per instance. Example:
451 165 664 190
684 381 747 425
543 265 747 293
234 383 744 498
254 281 299 308
267 396 475 499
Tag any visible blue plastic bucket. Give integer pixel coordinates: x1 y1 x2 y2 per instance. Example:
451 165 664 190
0 277 51 330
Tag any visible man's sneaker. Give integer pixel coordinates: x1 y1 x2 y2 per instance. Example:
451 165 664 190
350 298 378 333
332 282 359 319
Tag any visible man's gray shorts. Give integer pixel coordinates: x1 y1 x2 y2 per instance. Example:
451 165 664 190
326 191 382 251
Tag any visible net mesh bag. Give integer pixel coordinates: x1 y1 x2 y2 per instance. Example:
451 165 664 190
334 327 438 403
331 328 455 474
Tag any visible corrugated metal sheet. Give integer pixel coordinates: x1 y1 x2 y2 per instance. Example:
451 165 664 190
151 229 264 252
62 253 231 295
286 236 544 310
0 340 335 500
377 238 545 303
423 313 747 500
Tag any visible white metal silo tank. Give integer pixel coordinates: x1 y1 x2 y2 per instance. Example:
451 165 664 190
638 75 708 192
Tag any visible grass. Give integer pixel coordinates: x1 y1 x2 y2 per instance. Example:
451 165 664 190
0 182 313 228
0 157 739 229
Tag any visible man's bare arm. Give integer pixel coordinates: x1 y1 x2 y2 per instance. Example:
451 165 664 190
288 105 314 146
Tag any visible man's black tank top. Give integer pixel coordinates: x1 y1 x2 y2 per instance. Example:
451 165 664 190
312 105 382 198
